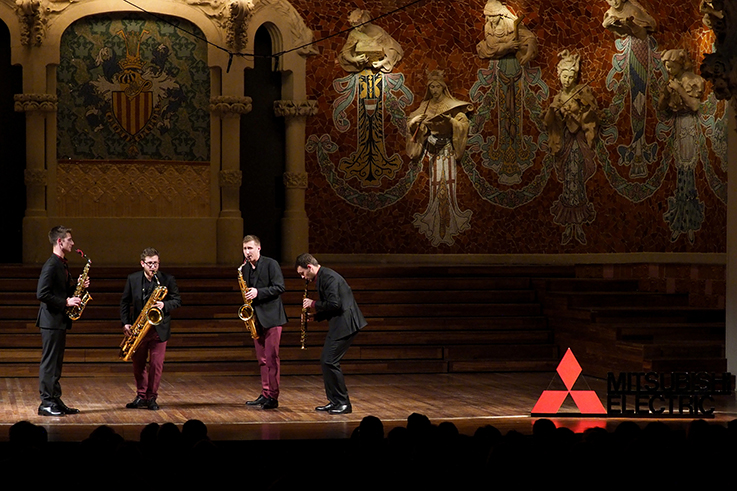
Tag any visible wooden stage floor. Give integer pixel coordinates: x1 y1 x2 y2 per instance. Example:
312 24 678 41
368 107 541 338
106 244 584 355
2 372 736 442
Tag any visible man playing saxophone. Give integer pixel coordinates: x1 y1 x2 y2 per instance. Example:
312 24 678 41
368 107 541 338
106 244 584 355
36 226 90 416
120 247 181 410
241 235 287 410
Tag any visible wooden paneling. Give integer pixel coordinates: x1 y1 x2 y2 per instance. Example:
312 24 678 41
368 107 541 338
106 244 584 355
540 278 727 378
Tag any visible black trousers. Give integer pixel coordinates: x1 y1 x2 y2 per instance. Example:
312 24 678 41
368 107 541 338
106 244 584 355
39 328 67 406
320 330 359 405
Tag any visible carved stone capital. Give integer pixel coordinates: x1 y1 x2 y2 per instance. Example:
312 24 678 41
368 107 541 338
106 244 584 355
209 96 253 118
219 169 243 188
14 93 58 112
15 0 46 46
24 168 47 186
283 171 308 189
274 100 318 119
188 0 317 57
225 0 255 51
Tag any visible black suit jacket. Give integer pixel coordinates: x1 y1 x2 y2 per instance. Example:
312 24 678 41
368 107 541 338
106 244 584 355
314 267 366 339
240 256 288 329
36 254 75 330
120 270 181 342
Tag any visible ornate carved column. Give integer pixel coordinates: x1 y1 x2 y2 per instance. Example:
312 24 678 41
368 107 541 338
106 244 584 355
210 95 252 264
15 93 56 262
274 100 318 264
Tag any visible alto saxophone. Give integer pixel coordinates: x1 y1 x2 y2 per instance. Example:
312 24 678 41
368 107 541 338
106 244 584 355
237 263 259 339
119 274 168 361
300 280 309 349
66 249 92 320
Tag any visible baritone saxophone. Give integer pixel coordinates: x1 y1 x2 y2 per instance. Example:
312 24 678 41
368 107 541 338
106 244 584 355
238 264 259 339
66 249 92 320
119 274 168 361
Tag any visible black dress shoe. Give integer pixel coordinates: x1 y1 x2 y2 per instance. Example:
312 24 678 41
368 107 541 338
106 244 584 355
56 400 80 414
328 404 352 415
125 396 148 409
246 394 268 406
148 398 160 410
38 405 64 417
315 402 336 412
261 397 279 410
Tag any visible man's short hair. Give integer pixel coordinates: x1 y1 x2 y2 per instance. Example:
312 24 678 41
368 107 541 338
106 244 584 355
295 253 319 268
243 235 261 246
140 247 160 261
48 226 72 245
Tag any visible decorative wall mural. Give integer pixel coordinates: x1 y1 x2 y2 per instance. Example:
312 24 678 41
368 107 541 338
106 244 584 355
466 57 550 201
604 35 663 182
307 10 418 212
307 70 416 211
302 1 727 254
337 70 404 186
57 14 210 161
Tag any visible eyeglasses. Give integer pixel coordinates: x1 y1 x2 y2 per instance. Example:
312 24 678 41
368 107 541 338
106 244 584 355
144 261 159 267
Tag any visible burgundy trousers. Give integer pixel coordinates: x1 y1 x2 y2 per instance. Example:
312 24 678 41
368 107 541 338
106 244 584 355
254 325 282 400
131 329 167 400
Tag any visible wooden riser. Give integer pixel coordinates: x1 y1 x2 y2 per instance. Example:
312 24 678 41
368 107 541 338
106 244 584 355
543 276 726 378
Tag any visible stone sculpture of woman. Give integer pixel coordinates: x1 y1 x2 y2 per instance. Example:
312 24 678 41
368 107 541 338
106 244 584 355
602 0 657 39
407 70 473 246
543 50 599 245
476 0 538 65
337 9 403 73
659 49 705 243
659 49 704 113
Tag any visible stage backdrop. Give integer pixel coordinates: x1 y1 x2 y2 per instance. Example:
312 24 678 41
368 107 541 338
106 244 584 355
297 0 727 255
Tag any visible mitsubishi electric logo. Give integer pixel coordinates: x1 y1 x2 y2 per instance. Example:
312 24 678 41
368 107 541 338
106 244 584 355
532 348 733 417
531 348 606 415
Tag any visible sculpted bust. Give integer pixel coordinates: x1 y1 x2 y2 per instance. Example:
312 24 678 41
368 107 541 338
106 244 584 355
658 49 704 114
337 9 403 73
602 0 657 39
544 50 599 155
406 70 473 161
476 0 538 65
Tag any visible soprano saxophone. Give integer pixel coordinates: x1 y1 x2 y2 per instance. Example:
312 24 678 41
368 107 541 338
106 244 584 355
300 280 309 349
237 263 259 339
66 249 92 320
119 274 167 361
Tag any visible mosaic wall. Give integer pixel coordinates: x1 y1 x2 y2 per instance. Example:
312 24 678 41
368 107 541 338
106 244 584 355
293 0 727 254
55 14 211 217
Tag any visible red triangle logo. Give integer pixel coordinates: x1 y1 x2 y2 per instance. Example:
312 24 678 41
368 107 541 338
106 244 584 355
531 348 606 415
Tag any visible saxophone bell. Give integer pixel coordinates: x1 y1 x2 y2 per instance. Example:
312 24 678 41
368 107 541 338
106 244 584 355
238 303 254 322
146 306 164 326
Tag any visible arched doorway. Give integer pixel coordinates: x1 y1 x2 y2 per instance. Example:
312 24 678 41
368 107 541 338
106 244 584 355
240 25 286 260
0 20 25 263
